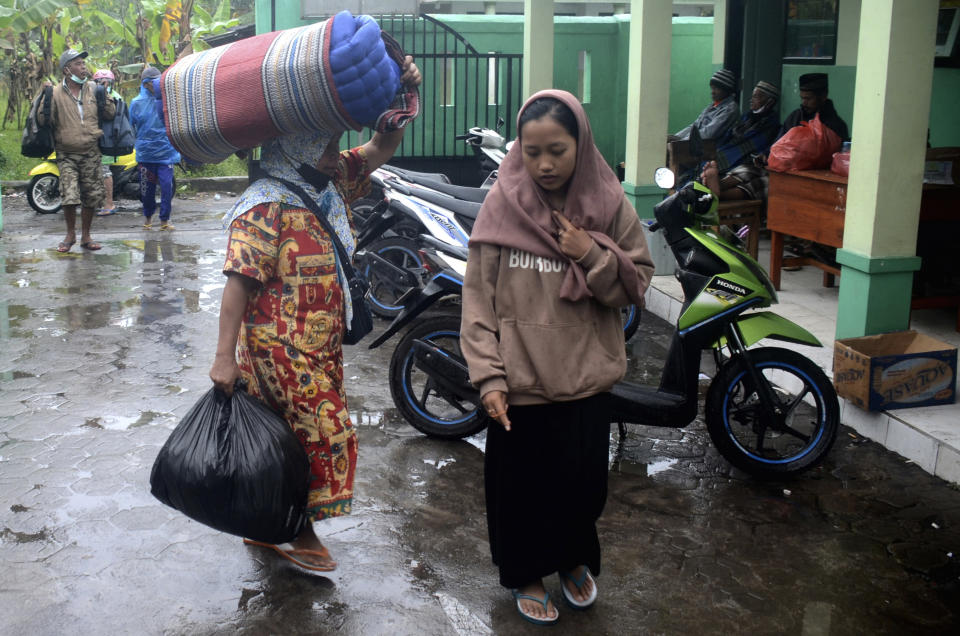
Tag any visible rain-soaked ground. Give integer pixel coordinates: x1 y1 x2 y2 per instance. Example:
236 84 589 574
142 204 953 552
0 189 958 635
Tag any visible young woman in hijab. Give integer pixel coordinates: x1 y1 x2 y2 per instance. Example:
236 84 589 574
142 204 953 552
208 59 420 572
461 90 655 624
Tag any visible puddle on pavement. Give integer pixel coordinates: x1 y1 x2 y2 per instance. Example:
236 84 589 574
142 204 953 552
0 371 38 382
84 411 170 431
422 457 456 469
611 456 681 477
3 252 59 274
0 527 50 543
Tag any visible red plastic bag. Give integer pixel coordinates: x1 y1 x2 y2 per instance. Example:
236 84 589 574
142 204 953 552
830 151 851 176
767 114 842 172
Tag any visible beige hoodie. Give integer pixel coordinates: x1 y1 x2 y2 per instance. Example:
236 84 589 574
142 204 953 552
461 198 654 405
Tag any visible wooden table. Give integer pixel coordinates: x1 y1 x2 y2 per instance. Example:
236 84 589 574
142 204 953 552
767 169 846 290
766 168 960 330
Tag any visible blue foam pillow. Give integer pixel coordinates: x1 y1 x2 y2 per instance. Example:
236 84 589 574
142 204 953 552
328 11 400 126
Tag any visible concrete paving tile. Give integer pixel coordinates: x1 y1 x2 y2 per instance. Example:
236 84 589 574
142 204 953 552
2 192 959 633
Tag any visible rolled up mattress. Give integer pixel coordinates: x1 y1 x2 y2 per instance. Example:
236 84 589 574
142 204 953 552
161 10 409 164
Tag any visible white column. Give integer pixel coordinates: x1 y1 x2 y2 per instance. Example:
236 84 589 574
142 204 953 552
623 0 672 189
712 0 726 65
523 0 554 98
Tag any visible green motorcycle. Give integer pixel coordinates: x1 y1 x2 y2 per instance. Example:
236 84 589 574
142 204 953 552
609 168 839 477
370 166 839 478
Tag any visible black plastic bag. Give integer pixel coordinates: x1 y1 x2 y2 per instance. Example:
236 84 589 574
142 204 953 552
150 384 309 544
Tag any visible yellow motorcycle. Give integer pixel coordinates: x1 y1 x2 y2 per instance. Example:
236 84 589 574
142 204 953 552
27 151 140 214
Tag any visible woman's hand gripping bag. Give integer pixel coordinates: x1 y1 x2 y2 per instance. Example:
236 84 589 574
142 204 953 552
150 384 309 544
767 114 842 172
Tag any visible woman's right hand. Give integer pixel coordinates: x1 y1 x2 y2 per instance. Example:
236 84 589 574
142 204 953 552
209 353 241 396
482 390 512 431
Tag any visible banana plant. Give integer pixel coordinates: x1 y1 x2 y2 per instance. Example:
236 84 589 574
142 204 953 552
0 0 74 127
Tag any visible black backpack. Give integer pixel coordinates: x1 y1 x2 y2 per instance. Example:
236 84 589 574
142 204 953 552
21 85 54 158
95 85 136 157
95 86 137 157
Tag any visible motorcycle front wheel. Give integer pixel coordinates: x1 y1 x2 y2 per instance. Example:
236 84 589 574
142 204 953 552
388 314 487 439
705 347 839 478
27 174 62 214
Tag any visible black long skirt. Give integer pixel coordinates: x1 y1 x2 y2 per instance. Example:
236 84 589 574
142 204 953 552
484 393 611 589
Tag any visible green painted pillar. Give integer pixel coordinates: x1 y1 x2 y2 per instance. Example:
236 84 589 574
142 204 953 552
836 0 938 339
622 0 673 273
523 0 554 98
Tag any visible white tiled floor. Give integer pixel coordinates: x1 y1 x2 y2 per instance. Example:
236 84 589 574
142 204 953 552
643 237 960 485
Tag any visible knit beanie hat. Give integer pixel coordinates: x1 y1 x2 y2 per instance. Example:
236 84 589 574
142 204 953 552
754 80 779 102
709 68 737 93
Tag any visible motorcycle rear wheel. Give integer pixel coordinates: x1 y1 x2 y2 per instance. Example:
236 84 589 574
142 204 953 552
27 174 62 214
622 303 640 342
388 314 487 439
705 347 839 478
364 236 426 319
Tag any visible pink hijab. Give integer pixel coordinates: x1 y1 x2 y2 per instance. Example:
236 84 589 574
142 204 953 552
470 89 645 306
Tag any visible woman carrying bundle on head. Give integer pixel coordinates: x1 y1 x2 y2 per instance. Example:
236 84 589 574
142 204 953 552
208 58 421 573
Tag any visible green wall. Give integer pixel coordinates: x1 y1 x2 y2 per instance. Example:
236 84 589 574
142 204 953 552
252 7 714 169
930 67 960 146
667 19 716 134
252 5 960 161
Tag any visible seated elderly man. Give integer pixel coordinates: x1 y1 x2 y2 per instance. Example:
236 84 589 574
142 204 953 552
672 68 740 142
700 80 781 201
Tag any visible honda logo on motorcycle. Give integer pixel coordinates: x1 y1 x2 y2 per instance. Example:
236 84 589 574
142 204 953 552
708 277 751 300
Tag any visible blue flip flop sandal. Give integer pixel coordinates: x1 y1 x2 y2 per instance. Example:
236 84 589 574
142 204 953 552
512 589 559 625
559 567 598 610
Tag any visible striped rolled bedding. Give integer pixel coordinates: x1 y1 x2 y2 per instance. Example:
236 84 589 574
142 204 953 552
161 10 419 164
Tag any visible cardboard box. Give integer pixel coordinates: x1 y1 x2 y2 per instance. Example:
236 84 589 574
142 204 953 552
833 330 957 411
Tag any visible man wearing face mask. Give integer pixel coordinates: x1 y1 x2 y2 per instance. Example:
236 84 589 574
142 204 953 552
700 80 781 201
38 48 116 252
129 66 181 230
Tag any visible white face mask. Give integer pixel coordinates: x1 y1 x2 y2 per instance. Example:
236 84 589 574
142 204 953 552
69 73 88 86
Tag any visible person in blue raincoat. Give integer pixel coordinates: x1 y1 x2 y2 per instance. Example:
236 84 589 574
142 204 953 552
129 66 181 230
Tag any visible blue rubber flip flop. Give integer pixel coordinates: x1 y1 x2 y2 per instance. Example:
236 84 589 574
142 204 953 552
559 567 598 610
512 589 559 625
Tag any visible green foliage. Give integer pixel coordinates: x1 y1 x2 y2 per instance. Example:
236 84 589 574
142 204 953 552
182 156 247 179
0 121 40 181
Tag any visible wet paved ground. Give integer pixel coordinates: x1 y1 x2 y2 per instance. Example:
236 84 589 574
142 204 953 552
1 190 959 635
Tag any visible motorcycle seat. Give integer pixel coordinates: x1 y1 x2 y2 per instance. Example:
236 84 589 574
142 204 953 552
382 165 451 185
410 188 483 219
414 180 488 204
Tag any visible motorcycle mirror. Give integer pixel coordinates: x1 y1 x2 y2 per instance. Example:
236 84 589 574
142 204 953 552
654 167 675 190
